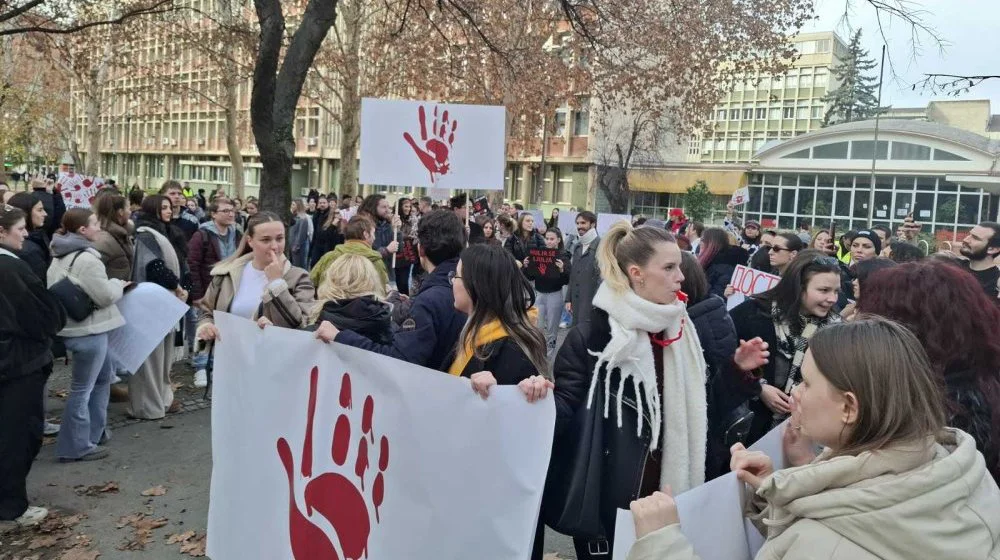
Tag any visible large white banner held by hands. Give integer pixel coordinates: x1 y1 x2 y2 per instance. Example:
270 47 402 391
359 98 507 190
207 312 555 560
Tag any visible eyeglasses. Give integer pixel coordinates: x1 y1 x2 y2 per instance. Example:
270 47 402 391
217 209 236 214
447 271 462 286
769 246 792 253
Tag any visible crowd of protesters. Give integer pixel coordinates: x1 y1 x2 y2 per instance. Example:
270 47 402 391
2 176 999 559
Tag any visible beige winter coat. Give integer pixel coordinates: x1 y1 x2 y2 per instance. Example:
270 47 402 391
47 248 126 337
628 428 1000 560
196 253 315 334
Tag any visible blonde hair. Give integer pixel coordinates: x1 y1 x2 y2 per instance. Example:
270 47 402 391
309 254 386 323
597 220 677 293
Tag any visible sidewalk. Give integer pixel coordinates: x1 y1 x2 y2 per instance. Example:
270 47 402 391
2 357 579 559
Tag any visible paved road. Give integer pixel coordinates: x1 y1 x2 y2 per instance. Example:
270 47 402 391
6 331 580 559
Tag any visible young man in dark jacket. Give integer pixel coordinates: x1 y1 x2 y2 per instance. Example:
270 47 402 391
331 210 466 371
187 199 239 302
31 176 65 238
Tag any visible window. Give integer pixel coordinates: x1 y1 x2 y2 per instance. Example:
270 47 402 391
759 76 771 90
780 188 795 213
702 140 713 153
890 142 931 160
796 105 809 119
814 71 828 87
554 111 568 136
716 139 726 150
816 39 831 53
769 107 782 119
782 148 811 159
934 149 969 161
572 109 589 136
800 74 814 88
729 109 740 120
850 140 888 160
812 142 849 159
755 107 766 119
716 109 726 121
798 41 816 55
742 108 753 120
811 106 823 119
786 75 799 88
727 139 739 150
740 138 752 151
782 107 795 119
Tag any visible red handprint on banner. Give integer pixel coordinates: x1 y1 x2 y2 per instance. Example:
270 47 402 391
277 368 389 560
403 105 458 184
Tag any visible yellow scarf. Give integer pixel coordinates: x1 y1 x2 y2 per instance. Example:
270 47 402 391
447 308 539 376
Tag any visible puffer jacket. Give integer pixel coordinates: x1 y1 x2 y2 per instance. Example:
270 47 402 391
197 253 315 333
0 249 65 381
47 233 126 337
704 245 750 298
307 296 392 345
627 429 1000 560
92 220 134 281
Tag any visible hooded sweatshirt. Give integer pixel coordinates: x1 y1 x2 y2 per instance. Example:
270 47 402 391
47 232 126 337
309 241 389 288
627 428 1000 560
308 296 392 345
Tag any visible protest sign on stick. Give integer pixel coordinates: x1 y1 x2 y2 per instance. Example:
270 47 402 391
359 98 506 190
472 196 490 216
57 172 105 209
729 186 751 206
726 265 782 310
208 313 554 560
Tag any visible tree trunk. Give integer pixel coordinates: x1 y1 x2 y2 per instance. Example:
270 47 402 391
252 0 337 218
596 165 629 214
84 88 101 176
336 0 362 197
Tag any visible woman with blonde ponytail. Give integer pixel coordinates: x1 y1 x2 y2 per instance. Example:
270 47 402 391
309 254 392 345
545 221 768 559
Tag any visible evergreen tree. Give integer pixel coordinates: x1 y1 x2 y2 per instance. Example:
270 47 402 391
822 30 881 126
684 180 714 223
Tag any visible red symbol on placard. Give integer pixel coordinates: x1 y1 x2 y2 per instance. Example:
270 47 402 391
277 368 389 560
403 105 457 184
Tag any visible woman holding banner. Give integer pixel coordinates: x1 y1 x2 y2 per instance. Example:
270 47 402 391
0 204 65 525
505 212 545 268
626 318 1000 560
546 222 767 559
729 251 842 445
197 211 315 343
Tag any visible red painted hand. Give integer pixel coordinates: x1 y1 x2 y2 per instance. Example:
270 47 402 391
403 105 458 184
277 368 389 560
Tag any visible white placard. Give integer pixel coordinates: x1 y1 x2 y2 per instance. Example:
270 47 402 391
57 172 105 209
726 265 782 311
207 312 555 560
597 213 632 236
557 211 579 236
106 283 189 373
359 98 507 190
520 209 545 232
729 187 751 206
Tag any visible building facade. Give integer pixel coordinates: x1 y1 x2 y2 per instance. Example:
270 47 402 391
745 119 1000 241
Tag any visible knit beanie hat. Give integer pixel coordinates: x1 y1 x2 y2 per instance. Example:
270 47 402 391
853 229 882 255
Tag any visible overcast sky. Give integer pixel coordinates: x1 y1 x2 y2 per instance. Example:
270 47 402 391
803 0 1000 111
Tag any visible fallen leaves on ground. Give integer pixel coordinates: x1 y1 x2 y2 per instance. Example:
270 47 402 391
140 485 167 497
1 511 98 560
166 530 196 544
74 481 119 496
27 534 61 549
59 547 101 560
116 513 168 551
179 532 206 557
49 389 69 399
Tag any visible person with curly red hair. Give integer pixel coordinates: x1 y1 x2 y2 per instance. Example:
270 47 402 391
858 261 1000 483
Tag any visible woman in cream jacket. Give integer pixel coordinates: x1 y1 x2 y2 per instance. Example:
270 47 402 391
627 318 1000 560
197 211 314 344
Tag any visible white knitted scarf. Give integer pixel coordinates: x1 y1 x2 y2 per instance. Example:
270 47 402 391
588 283 708 493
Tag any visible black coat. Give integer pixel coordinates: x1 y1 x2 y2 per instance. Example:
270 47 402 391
12 229 50 282
704 245 750 298
504 231 545 263
335 258 466 371
566 237 601 327
32 188 65 238
450 338 539 384
310 296 392 346
549 308 660 542
310 224 344 269
0 251 66 382
525 248 571 293
728 297 783 444
945 367 999 483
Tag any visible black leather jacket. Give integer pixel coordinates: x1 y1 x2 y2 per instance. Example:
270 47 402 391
551 308 655 540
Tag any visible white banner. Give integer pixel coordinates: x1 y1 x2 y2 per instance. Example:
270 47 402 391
729 187 750 207
597 213 631 236
207 312 555 560
57 172 105 208
106 283 189 373
359 98 507 190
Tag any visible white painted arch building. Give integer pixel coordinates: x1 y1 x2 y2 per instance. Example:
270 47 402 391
745 119 1000 239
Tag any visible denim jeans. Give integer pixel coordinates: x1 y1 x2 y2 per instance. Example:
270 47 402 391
536 290 564 353
193 350 213 371
57 333 114 460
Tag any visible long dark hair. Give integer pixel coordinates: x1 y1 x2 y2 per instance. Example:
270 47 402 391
7 192 41 232
544 226 564 250
697 227 730 268
140 194 170 223
458 244 550 379
359 194 384 222
679 251 709 304
755 249 843 323
396 197 412 219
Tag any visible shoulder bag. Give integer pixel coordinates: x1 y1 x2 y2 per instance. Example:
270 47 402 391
49 251 98 322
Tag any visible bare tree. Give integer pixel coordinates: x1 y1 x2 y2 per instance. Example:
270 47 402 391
0 0 178 36
251 0 337 215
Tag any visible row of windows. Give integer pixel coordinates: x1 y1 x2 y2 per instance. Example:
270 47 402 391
715 105 825 122
731 69 830 92
781 140 969 162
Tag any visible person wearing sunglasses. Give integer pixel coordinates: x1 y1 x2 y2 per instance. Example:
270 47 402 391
767 233 804 276
729 250 843 445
